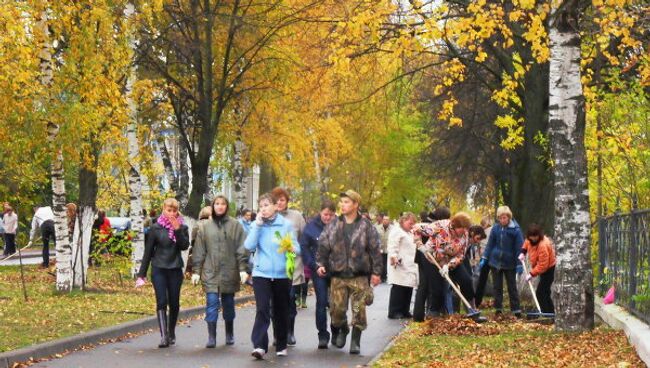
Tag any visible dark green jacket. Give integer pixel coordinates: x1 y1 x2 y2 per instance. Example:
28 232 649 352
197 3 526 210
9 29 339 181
192 217 248 294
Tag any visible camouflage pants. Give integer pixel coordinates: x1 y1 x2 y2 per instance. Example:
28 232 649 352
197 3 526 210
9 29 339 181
329 276 372 330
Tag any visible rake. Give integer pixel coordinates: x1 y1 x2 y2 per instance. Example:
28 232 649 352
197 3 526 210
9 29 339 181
521 259 555 321
424 252 487 323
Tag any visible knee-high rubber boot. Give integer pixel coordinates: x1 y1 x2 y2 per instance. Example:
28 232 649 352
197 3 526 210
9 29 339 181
334 324 349 349
206 322 217 348
287 317 296 346
330 325 340 346
168 308 179 345
157 310 169 348
349 327 362 355
225 320 234 345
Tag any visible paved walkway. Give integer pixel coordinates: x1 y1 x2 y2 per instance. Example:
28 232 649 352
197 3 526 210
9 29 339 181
33 283 404 367
0 249 52 266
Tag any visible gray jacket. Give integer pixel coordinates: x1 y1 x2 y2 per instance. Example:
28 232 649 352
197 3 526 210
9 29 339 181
192 217 248 294
280 209 307 285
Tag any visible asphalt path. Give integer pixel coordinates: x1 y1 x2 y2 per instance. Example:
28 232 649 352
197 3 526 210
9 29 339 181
33 283 406 368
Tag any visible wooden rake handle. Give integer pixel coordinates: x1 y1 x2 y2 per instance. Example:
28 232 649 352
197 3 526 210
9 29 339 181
424 251 475 312
521 259 542 313
0 241 33 265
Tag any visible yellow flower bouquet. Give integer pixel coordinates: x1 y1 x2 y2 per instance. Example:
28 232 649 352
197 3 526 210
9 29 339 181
275 231 295 278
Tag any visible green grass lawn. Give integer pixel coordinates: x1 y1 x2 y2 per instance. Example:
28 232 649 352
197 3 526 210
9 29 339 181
0 260 252 352
374 314 643 367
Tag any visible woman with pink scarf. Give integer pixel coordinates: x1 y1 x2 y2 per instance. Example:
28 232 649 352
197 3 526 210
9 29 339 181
136 198 190 348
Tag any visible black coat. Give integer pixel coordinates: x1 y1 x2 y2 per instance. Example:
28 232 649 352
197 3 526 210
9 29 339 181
137 222 190 278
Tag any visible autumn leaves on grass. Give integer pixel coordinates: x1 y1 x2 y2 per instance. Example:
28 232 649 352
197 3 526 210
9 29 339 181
377 315 643 367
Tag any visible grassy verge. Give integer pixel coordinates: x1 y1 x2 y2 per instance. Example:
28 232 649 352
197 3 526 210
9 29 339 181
0 261 252 352
374 314 643 367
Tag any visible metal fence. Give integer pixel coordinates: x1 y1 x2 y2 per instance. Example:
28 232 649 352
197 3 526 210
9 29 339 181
598 209 650 324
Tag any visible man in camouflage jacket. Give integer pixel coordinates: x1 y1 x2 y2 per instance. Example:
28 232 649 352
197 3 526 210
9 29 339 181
316 190 382 355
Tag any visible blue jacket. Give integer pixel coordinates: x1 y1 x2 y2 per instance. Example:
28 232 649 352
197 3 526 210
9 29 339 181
300 216 326 273
244 214 300 279
483 219 524 270
239 218 252 235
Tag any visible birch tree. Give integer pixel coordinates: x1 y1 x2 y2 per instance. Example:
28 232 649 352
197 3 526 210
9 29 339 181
36 7 72 292
232 137 249 213
548 0 594 331
124 3 145 277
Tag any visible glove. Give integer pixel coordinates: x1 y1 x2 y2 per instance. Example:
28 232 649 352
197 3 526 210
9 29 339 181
191 273 201 285
525 274 533 282
240 271 248 284
516 264 523 275
255 217 264 226
439 264 449 278
135 277 146 288
479 258 487 270
518 253 526 262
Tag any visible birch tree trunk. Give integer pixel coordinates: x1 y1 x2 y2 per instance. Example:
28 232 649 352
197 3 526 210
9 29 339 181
73 206 94 287
74 148 99 288
181 216 195 272
177 137 190 209
36 9 72 292
124 3 145 277
232 138 249 213
51 146 72 292
157 136 179 193
548 1 594 331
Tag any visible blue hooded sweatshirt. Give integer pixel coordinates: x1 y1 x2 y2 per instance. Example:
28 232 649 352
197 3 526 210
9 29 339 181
244 214 300 279
483 219 524 270
299 215 326 273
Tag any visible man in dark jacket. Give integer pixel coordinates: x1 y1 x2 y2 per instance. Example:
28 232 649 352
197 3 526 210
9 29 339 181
316 190 382 355
300 199 337 349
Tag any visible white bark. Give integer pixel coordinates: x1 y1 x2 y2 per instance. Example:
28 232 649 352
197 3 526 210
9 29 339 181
157 136 179 193
124 3 145 277
232 138 249 213
177 137 190 208
37 9 72 292
51 148 72 292
72 207 94 288
181 216 195 272
548 7 594 331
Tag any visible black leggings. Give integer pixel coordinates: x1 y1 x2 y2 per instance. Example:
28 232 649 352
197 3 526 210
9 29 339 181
388 284 413 318
431 265 475 312
537 266 555 313
413 252 436 321
3 233 16 255
151 266 183 313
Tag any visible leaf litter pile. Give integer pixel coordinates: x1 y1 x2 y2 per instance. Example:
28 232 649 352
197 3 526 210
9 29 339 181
376 314 644 367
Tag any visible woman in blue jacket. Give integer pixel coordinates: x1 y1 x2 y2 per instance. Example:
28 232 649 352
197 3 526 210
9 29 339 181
480 206 524 316
244 193 300 360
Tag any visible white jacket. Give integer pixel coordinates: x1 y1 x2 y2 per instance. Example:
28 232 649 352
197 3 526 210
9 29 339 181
3 212 18 234
386 225 419 288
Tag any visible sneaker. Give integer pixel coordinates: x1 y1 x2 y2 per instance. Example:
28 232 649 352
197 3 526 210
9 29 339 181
276 349 288 356
251 348 265 360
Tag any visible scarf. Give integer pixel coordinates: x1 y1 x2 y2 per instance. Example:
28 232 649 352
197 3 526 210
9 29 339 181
157 215 184 243
213 213 227 225
262 213 277 225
